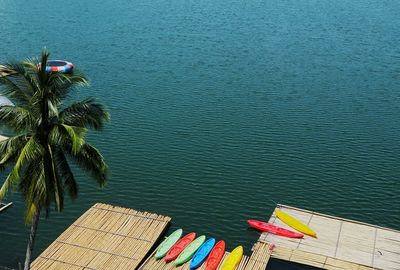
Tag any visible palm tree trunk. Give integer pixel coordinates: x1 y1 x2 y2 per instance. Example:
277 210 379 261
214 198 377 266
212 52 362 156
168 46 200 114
24 209 40 270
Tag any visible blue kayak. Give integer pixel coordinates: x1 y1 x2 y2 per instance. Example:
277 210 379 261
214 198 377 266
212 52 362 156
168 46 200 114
190 238 216 269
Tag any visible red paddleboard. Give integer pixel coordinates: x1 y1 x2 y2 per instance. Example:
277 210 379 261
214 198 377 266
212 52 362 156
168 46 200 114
164 232 196 262
247 220 304 238
205 240 225 270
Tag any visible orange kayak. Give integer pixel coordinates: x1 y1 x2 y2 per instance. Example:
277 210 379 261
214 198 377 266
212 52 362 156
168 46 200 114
164 232 196 262
205 240 225 270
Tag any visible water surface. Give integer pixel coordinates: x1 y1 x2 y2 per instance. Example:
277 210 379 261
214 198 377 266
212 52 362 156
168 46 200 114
0 0 400 268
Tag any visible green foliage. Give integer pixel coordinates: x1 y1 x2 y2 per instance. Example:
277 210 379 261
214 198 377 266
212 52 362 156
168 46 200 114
0 50 109 223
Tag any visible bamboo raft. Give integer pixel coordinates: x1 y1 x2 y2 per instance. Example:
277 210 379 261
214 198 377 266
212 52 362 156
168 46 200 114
30 203 171 270
0 202 12 213
259 204 400 270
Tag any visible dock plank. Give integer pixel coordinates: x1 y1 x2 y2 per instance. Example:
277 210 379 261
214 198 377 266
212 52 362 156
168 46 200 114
243 242 272 270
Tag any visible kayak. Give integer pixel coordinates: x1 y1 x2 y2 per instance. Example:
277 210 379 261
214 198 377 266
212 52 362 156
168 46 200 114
247 220 304 238
164 232 196 262
190 238 216 269
154 229 183 259
219 246 243 270
175 235 206 266
275 209 317 237
205 240 225 270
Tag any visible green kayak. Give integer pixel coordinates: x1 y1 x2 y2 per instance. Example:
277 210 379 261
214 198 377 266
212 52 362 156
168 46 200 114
154 229 183 259
175 235 206 266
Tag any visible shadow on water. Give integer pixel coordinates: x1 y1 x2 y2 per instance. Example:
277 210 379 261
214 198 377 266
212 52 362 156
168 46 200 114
268 259 322 270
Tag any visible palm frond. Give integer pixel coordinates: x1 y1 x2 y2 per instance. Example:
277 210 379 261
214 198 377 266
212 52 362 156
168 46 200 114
47 100 59 118
60 124 87 154
16 136 43 169
22 158 44 223
0 134 29 165
54 149 78 199
48 124 71 147
67 143 108 187
0 105 33 133
0 136 43 199
47 70 89 102
0 164 20 200
60 98 110 130
0 66 34 106
25 201 39 224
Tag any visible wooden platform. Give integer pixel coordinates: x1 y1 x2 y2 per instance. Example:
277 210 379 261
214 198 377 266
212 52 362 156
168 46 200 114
28 203 399 270
258 204 400 270
30 203 171 270
138 250 250 270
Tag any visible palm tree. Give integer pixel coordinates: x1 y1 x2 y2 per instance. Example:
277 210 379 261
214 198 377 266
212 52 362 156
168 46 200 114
0 50 109 270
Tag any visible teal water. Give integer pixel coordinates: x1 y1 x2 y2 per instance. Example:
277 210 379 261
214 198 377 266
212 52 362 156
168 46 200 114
1 0 400 269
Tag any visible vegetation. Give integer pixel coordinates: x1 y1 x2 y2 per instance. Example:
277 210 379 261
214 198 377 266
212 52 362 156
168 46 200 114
0 50 109 270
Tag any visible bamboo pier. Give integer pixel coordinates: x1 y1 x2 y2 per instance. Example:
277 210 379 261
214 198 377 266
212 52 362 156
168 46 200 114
30 203 171 270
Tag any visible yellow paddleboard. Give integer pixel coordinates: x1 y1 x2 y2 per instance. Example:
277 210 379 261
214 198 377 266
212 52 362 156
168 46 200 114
220 246 243 270
275 209 317 237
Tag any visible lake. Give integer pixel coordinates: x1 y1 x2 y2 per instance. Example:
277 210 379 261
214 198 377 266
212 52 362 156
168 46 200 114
0 0 400 268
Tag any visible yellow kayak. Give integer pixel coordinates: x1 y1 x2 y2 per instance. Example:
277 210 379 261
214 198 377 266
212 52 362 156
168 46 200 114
275 209 317 237
219 246 243 270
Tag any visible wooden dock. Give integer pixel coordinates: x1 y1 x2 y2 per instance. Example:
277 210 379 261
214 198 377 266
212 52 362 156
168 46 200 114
29 203 399 270
30 203 171 270
258 204 400 270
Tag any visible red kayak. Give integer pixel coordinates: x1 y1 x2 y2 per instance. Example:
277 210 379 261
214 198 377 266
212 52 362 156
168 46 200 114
164 232 196 262
205 240 225 270
247 220 304 238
